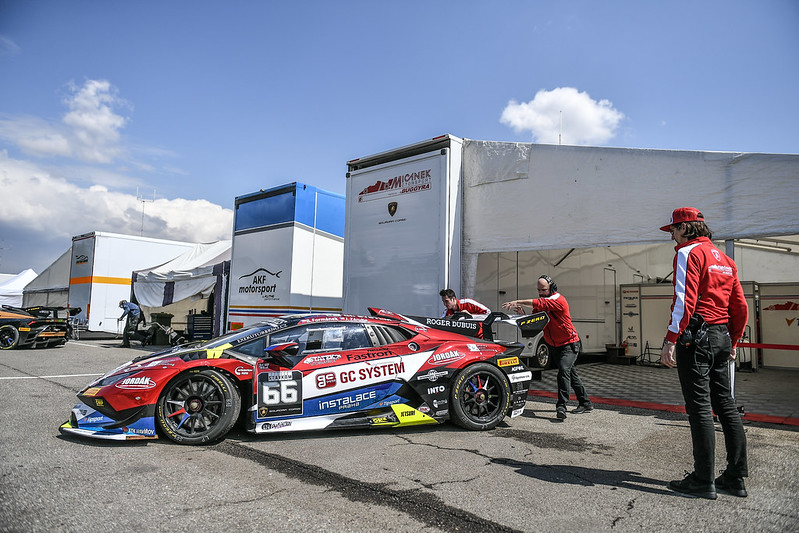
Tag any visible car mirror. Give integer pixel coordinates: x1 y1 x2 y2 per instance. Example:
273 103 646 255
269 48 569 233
265 342 300 358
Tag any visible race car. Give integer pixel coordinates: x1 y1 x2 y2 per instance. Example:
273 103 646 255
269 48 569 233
60 308 548 445
0 305 71 350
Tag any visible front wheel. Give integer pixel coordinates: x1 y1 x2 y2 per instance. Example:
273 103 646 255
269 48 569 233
450 363 510 430
156 369 241 445
0 325 20 350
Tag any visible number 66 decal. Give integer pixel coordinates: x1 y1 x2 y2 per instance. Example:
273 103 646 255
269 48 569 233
262 379 298 405
257 370 303 417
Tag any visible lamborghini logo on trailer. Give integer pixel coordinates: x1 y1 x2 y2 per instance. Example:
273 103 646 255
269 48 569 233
388 202 398 217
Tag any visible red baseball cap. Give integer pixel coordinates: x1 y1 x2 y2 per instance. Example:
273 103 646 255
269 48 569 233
660 207 704 232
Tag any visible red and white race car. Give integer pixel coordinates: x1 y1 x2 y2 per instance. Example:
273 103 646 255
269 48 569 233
60 308 547 445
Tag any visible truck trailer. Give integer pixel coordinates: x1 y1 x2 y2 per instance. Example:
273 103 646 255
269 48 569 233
68 232 194 334
226 182 345 330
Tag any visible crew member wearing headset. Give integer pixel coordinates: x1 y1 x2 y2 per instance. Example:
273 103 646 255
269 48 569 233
502 275 593 420
659 207 749 500
439 289 490 318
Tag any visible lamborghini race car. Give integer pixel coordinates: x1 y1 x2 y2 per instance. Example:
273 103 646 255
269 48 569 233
60 308 548 445
0 305 71 350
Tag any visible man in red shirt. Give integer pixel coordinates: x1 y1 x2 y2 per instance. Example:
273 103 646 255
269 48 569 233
502 275 592 420
439 289 490 318
659 207 749 500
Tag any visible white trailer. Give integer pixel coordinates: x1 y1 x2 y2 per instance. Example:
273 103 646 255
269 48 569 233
344 135 462 318
226 183 345 330
68 232 194 333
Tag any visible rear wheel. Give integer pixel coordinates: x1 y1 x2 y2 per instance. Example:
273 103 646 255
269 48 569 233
0 325 20 350
450 363 510 430
156 369 241 445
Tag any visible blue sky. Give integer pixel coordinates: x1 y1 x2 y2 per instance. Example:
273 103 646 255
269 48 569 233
0 1 797 274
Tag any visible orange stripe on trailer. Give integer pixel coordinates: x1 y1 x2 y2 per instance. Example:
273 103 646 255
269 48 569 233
70 276 131 286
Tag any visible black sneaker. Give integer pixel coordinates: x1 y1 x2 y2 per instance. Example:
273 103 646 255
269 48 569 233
572 404 594 414
556 408 567 420
669 472 717 500
715 472 747 497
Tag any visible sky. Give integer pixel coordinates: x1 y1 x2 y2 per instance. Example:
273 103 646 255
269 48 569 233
0 1 797 275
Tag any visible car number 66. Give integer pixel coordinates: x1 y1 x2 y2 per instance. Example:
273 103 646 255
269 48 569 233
262 380 298 405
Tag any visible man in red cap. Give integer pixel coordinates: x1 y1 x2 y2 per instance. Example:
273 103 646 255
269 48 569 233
659 207 749 500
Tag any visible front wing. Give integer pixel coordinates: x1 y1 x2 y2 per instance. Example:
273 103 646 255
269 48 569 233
60 403 158 441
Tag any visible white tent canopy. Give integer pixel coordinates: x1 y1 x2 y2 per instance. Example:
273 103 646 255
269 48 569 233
459 140 799 296
133 240 231 307
461 141 799 253
0 269 38 307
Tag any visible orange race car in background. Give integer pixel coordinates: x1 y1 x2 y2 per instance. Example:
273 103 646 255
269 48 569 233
0 305 72 350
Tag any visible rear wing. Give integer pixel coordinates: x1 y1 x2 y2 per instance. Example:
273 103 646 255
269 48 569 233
404 311 549 342
515 312 549 338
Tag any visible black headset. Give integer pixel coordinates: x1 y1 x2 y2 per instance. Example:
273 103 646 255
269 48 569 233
539 275 558 295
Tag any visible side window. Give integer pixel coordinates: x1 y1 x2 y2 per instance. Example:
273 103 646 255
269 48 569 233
306 325 370 352
268 324 372 354
340 325 371 350
269 326 310 353
232 337 265 357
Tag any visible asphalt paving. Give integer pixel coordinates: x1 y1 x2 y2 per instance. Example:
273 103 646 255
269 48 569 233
1 340 797 532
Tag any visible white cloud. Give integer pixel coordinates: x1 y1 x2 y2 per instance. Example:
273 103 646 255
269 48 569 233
0 79 234 273
500 87 625 145
0 79 128 163
62 79 128 163
0 151 233 271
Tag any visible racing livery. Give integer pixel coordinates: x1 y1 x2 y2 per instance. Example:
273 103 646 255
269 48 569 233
0 305 70 350
60 309 547 445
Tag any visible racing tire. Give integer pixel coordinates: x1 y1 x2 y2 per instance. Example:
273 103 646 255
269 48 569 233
156 369 241 445
450 362 510 431
0 325 20 350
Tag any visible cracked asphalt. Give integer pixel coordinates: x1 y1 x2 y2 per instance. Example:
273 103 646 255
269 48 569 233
1 340 797 532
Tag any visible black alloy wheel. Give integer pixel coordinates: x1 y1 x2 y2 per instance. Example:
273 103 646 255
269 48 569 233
450 362 510 430
155 369 241 445
0 325 20 350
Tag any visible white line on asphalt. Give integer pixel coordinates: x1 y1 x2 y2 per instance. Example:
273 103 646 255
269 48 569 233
0 373 101 380
69 342 105 348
